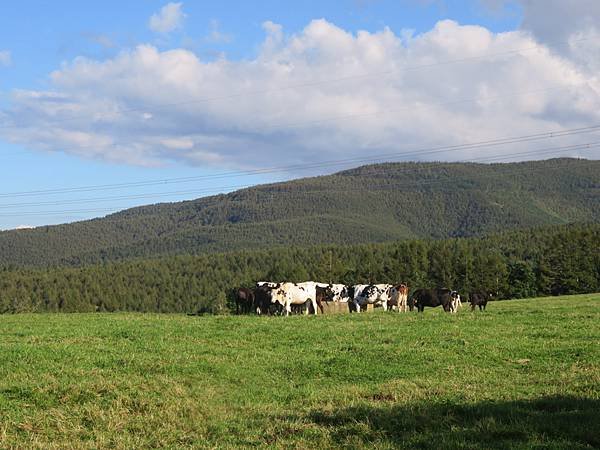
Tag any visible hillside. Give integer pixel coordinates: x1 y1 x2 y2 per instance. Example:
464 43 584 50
1 223 598 314
0 158 598 267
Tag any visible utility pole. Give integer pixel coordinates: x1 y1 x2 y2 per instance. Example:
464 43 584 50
464 254 468 290
329 250 333 284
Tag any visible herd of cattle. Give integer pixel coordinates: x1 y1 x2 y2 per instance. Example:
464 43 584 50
235 282 493 316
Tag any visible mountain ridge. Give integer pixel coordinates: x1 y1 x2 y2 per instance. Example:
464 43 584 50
1 158 598 267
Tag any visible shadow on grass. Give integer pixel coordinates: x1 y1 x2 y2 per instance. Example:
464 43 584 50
308 395 599 449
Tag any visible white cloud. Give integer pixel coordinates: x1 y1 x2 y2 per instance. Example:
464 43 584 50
149 2 186 34
517 0 600 43
0 50 11 66
480 1 600 48
1 19 599 171
205 19 233 44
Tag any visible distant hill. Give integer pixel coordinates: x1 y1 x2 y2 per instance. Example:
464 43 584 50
0 158 598 267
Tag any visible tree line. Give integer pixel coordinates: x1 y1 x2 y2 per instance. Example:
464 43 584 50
0 223 598 314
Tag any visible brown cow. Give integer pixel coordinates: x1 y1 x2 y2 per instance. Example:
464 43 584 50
235 287 255 314
389 283 409 312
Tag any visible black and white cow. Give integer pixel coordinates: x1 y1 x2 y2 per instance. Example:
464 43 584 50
271 282 318 316
448 290 462 313
352 284 396 312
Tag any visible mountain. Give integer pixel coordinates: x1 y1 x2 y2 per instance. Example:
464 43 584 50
0 158 598 267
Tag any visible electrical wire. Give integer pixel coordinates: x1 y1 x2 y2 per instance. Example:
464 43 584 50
1 122 599 199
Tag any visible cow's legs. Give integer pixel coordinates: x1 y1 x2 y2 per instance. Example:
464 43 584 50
382 300 388 311
311 299 318 315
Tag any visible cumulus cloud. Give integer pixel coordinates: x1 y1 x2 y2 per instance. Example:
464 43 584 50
149 2 186 33
0 18 599 170
0 50 11 66
480 0 600 82
516 0 600 42
481 2 600 47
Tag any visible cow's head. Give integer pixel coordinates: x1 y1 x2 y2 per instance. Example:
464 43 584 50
408 297 417 311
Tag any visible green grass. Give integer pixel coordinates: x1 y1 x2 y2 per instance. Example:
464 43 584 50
0 294 599 449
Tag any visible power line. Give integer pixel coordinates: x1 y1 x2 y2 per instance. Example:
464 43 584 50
1 123 599 199
0 35 594 131
0 140 596 210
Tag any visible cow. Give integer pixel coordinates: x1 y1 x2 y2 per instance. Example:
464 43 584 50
448 290 462 314
349 284 370 312
410 288 454 312
325 284 352 302
253 285 273 315
271 282 318 316
235 287 255 314
315 285 328 314
352 284 396 312
388 284 409 312
314 283 353 314
256 281 280 289
469 291 493 311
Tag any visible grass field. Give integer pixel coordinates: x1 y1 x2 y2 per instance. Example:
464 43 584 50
0 294 599 449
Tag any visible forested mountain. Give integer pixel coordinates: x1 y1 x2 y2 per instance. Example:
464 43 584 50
1 223 598 314
0 158 598 267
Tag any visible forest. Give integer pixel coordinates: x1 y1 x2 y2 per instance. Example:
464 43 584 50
0 223 597 314
0 158 598 267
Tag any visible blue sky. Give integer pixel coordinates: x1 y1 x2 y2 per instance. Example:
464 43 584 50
0 0 598 229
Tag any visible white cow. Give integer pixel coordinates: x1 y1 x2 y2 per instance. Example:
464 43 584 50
271 282 318 316
352 284 395 312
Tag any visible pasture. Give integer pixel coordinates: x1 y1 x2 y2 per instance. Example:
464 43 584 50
0 294 598 449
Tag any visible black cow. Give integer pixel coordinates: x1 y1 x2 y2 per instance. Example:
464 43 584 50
410 288 454 312
469 292 493 311
235 287 255 314
253 285 273 315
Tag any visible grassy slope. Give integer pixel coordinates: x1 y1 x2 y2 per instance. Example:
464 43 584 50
1 158 598 266
0 294 598 449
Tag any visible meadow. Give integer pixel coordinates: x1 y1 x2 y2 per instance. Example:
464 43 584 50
0 294 598 449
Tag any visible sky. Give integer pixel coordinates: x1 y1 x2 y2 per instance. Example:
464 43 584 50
0 0 599 230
